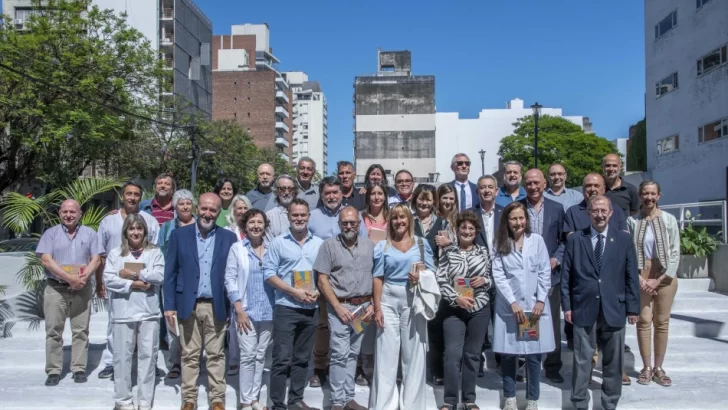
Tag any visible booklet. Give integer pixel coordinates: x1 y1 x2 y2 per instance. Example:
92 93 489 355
124 262 145 274
292 270 314 291
61 264 85 277
167 314 180 337
349 303 371 334
517 312 540 341
369 228 387 243
455 277 474 298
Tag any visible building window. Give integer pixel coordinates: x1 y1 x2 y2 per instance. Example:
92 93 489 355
234 97 237 102
657 135 679 155
234 81 237 85
697 45 727 76
234 112 237 118
655 72 678 97
654 10 677 40
247 96 251 102
698 117 728 144
696 0 712 9
247 81 251 87
247 112 250 118
381 65 395 72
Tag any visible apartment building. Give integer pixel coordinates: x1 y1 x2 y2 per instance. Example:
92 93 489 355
284 71 328 170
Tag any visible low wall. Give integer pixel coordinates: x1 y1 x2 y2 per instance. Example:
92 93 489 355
709 244 728 294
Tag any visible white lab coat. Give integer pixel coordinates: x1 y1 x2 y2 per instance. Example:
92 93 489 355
103 247 165 323
492 233 555 355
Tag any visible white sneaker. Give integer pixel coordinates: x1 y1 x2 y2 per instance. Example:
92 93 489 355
251 403 266 410
114 404 135 410
526 400 539 410
504 397 517 410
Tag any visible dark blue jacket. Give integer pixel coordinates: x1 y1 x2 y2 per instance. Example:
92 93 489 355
448 180 479 211
163 224 238 323
563 200 628 234
466 203 504 250
560 226 640 328
518 197 566 287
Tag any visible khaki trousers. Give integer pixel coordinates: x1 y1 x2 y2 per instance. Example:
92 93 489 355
43 281 92 375
637 259 678 358
178 301 227 405
313 299 330 370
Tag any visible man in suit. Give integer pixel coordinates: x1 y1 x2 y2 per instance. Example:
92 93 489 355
561 195 639 410
519 169 566 383
449 153 479 212
163 193 238 410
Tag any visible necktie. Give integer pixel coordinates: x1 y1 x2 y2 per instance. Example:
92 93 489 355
459 183 467 212
595 233 604 273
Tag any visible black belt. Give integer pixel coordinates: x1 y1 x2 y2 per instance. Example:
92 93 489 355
197 297 213 303
47 278 70 287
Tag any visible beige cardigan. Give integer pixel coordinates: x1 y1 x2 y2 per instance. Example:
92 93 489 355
627 212 681 278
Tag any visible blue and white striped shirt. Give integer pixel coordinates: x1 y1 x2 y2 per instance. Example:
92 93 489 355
242 239 274 321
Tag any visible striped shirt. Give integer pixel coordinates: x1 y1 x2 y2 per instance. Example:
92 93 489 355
241 239 274 321
436 244 492 312
149 198 174 226
527 200 545 236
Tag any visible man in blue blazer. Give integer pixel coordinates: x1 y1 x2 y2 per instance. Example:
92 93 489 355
519 169 566 383
561 195 639 410
163 193 238 410
448 153 479 212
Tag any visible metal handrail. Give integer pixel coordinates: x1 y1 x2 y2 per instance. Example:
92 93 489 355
660 200 726 242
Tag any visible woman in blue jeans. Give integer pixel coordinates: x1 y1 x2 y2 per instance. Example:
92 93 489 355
492 202 555 410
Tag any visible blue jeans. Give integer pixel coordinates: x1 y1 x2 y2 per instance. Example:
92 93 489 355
501 353 542 401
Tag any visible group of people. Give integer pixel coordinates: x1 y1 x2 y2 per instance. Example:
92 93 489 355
36 153 681 410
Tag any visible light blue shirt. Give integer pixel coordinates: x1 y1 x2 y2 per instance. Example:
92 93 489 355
495 185 527 208
227 239 274 322
373 237 435 286
263 230 323 309
308 205 369 240
544 187 583 211
196 224 216 299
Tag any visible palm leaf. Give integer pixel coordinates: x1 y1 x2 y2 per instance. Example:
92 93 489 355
16 251 45 292
0 191 64 234
62 177 127 206
79 204 108 231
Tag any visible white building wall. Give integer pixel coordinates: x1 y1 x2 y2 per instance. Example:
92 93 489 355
612 138 629 172
94 0 159 50
285 71 327 173
231 23 270 52
435 98 585 184
645 0 728 205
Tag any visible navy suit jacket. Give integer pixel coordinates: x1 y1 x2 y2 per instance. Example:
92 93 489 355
560 226 640 328
466 203 503 250
563 200 628 234
518 197 566 287
163 224 238 323
449 180 479 211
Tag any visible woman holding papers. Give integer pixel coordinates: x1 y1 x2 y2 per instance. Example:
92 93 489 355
435 211 492 410
103 214 165 410
492 202 554 410
370 203 435 410
224 209 275 410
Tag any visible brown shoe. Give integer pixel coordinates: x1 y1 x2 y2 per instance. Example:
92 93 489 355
180 403 195 410
289 401 320 410
211 402 225 410
308 374 321 388
344 400 367 410
622 372 632 385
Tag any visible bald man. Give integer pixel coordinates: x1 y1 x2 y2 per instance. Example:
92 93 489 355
246 163 276 211
36 199 103 386
602 154 639 216
564 174 628 235
163 193 239 410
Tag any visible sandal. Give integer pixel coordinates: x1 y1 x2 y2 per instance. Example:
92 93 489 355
637 367 652 385
464 404 480 410
653 367 672 387
167 365 181 379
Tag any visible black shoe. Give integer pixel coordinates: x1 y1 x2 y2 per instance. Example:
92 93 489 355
155 367 163 377
478 359 485 378
309 374 322 388
432 376 444 386
483 340 492 350
624 344 631 353
98 365 114 379
45 374 60 386
546 372 564 383
72 371 87 383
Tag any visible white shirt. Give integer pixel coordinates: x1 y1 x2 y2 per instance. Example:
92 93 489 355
481 207 495 251
590 225 609 256
643 224 655 260
97 211 159 256
455 181 473 210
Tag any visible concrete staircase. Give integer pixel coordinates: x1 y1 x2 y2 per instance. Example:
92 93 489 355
0 278 726 409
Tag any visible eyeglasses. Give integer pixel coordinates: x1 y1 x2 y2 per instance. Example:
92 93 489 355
589 209 610 216
278 187 295 192
339 221 359 227
396 179 413 185
456 161 471 167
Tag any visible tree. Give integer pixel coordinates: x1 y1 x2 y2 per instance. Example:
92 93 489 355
0 0 166 191
498 115 620 187
627 118 647 172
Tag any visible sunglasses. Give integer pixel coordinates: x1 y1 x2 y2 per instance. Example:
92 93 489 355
456 161 471 167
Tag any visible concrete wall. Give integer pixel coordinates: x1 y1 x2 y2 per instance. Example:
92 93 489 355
173 0 212 119
645 0 728 205
709 244 728 294
231 24 271 52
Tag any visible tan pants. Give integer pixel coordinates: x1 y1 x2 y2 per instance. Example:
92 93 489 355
44 280 92 375
313 299 330 370
637 259 678 358
178 301 227 405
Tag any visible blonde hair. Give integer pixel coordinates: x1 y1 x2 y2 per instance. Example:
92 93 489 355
120 214 156 256
385 203 414 250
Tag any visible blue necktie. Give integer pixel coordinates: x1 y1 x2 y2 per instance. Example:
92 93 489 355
459 183 467 212
595 234 604 273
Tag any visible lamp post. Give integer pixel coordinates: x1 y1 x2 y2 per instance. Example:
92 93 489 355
478 149 486 176
531 102 543 168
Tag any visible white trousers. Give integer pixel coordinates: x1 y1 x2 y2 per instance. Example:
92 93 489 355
238 320 273 404
112 319 160 408
102 300 114 367
370 283 427 410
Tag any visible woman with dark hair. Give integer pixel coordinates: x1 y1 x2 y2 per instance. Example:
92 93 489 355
103 215 165 410
224 209 275 410
214 177 238 227
360 164 397 196
492 202 554 410
362 183 389 236
389 169 416 208
436 211 492 410
628 180 680 387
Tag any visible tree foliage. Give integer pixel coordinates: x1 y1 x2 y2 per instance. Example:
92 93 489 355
627 118 647 172
498 115 620 187
0 0 166 190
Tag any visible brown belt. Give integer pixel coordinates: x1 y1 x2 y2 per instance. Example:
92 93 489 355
337 295 372 305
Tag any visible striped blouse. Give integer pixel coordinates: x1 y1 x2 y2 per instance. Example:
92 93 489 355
436 244 492 312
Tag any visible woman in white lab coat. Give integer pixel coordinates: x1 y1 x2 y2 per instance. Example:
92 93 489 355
492 202 555 410
103 214 165 410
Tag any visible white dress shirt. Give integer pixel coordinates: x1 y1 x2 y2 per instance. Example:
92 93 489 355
455 181 473 210
590 225 609 256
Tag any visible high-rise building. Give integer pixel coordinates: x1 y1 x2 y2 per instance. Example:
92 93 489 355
2 0 213 119
284 71 328 171
645 0 728 204
353 50 436 183
211 24 292 163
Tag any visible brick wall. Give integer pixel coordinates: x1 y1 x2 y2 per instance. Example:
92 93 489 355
212 34 256 71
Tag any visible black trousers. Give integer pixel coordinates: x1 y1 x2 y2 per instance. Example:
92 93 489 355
442 304 490 406
427 299 448 379
269 305 318 410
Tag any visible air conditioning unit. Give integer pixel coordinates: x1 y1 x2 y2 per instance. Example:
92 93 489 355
14 19 24 29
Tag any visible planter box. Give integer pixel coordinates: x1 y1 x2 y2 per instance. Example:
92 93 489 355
678 255 709 279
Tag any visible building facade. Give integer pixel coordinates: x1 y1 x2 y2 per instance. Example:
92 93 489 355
435 98 589 183
211 24 292 162
354 50 436 183
645 0 728 204
284 71 328 170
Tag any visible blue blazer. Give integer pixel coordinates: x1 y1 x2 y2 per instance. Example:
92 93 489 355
449 180 479 211
560 227 640 328
163 224 238 323
466 203 503 249
518 197 566 287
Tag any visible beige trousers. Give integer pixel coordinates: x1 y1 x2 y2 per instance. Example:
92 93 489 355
178 301 228 405
637 259 678 358
44 281 92 375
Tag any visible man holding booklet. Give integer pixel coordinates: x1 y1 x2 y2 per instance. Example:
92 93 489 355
314 206 374 410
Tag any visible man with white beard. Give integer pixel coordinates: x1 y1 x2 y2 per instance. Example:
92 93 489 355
265 175 299 237
495 161 527 207
246 163 276 211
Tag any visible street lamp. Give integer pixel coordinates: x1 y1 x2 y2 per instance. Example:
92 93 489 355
531 102 543 168
478 149 486 176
